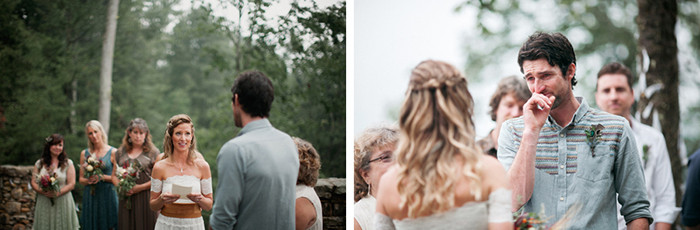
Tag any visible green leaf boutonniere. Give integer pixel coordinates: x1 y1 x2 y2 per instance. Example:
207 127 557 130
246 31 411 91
584 124 605 157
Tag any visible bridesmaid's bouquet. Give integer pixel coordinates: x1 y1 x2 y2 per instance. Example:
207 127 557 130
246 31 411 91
115 160 141 209
36 171 60 205
83 155 104 195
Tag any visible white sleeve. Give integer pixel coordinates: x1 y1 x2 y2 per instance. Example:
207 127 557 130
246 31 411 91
374 212 396 230
151 178 162 192
651 136 681 223
488 189 513 223
201 178 213 195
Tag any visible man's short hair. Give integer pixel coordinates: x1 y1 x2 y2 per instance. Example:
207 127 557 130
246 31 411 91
488 76 531 121
596 62 634 90
518 32 578 88
231 71 275 117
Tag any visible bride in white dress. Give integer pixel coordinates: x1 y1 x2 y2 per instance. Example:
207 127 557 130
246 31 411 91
150 114 213 230
374 60 513 230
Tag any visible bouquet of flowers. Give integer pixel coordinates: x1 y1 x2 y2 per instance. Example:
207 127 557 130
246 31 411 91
514 211 549 230
36 171 60 205
83 155 105 195
513 203 579 230
115 160 141 209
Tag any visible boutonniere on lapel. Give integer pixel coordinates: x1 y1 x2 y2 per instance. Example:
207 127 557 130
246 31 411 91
585 124 605 157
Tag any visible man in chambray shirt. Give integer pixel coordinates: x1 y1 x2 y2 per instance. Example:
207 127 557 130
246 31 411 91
497 32 652 229
210 71 299 230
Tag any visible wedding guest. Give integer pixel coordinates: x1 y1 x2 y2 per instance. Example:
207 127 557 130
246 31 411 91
595 62 680 230
30 134 80 230
682 148 700 230
210 71 299 230
375 60 512 229
112 118 159 230
498 32 651 229
293 137 323 230
79 120 118 230
353 124 398 230
477 76 530 157
150 114 213 230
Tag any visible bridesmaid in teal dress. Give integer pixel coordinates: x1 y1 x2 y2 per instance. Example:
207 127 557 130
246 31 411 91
30 133 80 230
79 120 118 230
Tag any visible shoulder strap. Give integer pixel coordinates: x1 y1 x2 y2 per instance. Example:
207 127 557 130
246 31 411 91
34 159 43 171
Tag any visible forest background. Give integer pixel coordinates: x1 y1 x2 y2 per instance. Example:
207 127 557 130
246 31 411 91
0 0 345 225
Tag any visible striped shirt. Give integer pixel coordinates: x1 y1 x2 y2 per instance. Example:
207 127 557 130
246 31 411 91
498 97 652 229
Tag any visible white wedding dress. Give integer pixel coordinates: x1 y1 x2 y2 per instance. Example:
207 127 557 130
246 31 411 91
151 175 212 230
375 189 512 230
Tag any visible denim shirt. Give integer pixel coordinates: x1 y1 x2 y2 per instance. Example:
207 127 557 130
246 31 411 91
497 97 652 229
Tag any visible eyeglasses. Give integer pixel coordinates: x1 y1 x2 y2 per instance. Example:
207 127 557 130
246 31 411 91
368 153 393 164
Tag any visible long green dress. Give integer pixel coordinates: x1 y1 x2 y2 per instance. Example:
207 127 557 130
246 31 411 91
81 148 118 230
33 159 80 230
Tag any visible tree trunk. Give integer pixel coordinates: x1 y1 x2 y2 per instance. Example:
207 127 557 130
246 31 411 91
99 0 119 134
636 0 682 222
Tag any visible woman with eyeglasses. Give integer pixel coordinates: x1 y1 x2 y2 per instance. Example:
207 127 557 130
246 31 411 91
374 60 512 229
353 124 399 230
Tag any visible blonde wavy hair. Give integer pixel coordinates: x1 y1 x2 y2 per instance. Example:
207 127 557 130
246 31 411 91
396 60 483 218
353 124 399 202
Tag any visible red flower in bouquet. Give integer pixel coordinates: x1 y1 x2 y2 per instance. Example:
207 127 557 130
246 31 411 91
36 172 60 205
116 160 141 209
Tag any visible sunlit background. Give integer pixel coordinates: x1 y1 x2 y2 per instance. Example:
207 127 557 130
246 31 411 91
354 0 700 158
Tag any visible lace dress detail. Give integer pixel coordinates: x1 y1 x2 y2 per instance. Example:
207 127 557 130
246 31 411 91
153 175 211 230
200 178 212 195
33 159 80 230
375 189 512 230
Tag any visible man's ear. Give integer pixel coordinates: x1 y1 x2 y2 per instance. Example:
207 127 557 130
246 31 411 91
566 63 576 80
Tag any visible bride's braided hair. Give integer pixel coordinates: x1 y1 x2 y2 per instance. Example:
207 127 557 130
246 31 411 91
396 60 483 218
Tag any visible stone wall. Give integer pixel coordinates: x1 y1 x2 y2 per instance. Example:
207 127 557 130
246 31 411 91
1 165 347 230
315 177 346 229
0 165 35 230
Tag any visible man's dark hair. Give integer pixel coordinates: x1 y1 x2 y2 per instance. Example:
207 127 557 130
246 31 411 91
231 71 274 117
518 32 577 89
596 62 634 90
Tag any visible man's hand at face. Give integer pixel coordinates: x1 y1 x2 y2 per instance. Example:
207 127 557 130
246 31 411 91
523 85 556 133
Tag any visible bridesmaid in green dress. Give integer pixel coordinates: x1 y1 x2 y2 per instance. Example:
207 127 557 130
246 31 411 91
79 120 118 230
30 133 80 230
111 118 158 230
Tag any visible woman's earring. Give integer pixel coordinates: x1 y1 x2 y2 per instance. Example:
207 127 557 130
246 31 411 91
368 183 372 196
127 137 131 144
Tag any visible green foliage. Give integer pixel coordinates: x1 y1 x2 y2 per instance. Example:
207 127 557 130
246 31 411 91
273 1 347 177
1 0 345 185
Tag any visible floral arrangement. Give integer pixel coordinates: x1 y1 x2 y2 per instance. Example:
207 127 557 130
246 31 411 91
514 210 549 230
37 171 60 205
116 160 141 209
83 155 105 195
513 204 579 230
